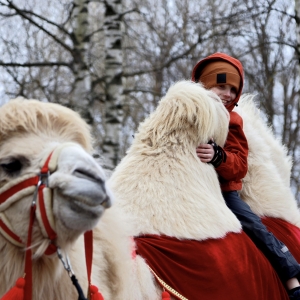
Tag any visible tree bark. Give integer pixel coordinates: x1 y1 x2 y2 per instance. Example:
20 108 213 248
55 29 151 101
70 0 92 123
103 0 123 169
295 0 300 64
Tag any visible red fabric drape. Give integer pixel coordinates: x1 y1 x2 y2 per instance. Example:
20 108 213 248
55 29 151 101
135 228 289 300
262 217 300 262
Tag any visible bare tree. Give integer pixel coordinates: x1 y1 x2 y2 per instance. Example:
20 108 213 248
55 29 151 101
0 0 122 168
120 0 254 152
219 0 300 201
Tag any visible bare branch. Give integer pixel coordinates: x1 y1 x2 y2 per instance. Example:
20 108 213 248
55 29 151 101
0 61 71 68
0 0 73 53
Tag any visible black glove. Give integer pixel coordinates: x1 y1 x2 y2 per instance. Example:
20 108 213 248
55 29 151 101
207 140 227 168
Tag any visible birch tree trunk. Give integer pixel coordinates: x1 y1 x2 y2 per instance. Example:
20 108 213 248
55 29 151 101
71 0 92 122
295 0 300 65
103 0 123 169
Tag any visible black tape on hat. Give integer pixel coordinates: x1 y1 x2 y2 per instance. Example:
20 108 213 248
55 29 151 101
217 73 226 84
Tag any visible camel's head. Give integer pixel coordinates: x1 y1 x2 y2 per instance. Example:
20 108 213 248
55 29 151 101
133 80 229 154
0 98 112 254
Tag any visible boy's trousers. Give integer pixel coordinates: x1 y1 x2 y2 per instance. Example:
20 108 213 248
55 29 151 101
223 190 300 282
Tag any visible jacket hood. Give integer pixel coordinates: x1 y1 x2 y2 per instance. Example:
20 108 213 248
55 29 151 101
191 52 244 112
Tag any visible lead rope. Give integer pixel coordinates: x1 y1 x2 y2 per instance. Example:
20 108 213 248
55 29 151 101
57 232 104 300
57 248 87 300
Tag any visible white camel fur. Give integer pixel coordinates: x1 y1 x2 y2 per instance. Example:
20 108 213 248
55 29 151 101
108 80 300 298
236 95 300 225
109 80 242 241
0 98 156 300
0 81 242 300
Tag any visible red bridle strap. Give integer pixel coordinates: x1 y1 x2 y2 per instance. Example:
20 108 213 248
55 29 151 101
19 152 55 300
84 230 93 286
0 176 39 205
0 219 24 245
23 204 36 300
0 176 39 247
34 150 57 254
84 230 104 299
1 146 102 300
0 151 56 251
37 187 57 255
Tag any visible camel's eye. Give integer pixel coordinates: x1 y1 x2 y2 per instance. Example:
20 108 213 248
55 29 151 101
0 156 29 176
1 160 22 175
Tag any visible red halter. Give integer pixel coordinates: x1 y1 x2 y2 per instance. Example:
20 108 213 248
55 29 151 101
0 146 103 300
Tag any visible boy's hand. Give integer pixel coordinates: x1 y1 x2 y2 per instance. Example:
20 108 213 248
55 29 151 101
196 143 215 162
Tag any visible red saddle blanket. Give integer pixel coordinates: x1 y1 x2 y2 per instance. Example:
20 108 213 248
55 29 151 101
134 217 300 300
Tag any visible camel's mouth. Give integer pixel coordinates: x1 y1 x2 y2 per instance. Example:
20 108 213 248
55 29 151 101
71 194 111 211
61 191 111 216
49 168 112 213
54 192 110 231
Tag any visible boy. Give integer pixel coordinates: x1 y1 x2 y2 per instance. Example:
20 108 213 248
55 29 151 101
192 52 300 299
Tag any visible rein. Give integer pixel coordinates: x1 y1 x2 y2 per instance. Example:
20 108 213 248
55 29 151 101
0 145 103 300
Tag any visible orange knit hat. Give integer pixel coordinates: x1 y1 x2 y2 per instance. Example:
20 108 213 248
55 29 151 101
199 61 241 91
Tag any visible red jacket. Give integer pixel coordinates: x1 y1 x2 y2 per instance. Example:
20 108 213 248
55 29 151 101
192 53 248 191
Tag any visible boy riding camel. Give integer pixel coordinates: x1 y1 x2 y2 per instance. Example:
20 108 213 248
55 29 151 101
192 52 300 299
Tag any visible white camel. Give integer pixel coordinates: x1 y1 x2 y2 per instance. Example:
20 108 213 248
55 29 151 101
2 80 300 300
0 98 156 300
108 80 300 299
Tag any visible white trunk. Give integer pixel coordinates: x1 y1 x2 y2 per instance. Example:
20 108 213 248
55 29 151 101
71 0 91 120
103 0 123 169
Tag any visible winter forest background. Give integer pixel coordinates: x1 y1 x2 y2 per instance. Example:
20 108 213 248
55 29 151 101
1 0 300 200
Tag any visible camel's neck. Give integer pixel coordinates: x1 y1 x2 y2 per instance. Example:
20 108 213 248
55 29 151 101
110 152 242 241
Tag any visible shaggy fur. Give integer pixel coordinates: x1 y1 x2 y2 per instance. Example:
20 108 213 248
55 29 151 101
109 81 242 240
236 94 300 225
0 97 93 152
108 83 300 299
0 98 157 299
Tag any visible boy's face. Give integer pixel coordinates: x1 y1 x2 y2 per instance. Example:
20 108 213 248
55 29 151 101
210 84 237 107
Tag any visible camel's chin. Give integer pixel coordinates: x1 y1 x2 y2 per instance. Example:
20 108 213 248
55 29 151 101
55 197 106 231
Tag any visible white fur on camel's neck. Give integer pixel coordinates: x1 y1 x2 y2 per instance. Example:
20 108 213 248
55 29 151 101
109 81 242 240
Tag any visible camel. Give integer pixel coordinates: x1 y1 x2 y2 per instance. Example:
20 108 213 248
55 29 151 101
108 80 300 299
0 98 156 300
2 80 300 300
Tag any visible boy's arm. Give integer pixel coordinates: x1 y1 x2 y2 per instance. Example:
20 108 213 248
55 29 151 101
196 113 248 181
215 123 248 181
